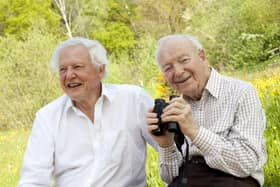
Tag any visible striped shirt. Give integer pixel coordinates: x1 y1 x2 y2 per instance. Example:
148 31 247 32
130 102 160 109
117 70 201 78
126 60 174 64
158 68 267 186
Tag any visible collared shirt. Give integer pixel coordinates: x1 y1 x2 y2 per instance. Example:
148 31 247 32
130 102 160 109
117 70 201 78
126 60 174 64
159 69 267 186
19 83 157 187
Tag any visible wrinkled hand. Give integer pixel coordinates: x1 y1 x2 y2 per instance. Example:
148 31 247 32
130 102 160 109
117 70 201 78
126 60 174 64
161 97 199 140
146 108 174 147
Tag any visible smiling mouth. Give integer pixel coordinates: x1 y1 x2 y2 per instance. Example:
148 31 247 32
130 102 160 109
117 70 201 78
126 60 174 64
174 76 191 84
67 83 82 88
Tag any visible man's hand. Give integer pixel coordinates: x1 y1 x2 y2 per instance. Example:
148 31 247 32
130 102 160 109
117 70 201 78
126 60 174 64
146 108 174 147
161 97 200 140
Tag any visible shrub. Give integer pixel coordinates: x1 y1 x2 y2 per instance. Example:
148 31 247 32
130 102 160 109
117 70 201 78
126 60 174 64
0 28 61 130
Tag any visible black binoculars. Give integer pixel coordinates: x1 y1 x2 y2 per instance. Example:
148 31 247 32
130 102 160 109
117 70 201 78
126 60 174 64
151 96 181 136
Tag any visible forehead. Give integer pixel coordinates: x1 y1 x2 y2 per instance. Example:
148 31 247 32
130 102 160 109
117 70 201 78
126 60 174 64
158 38 195 64
59 44 91 64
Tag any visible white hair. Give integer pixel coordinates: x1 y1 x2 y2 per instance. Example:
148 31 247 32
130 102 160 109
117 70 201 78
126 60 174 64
50 37 109 75
155 34 203 64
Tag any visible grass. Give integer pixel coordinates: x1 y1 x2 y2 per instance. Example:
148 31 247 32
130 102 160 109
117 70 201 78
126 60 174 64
0 129 29 187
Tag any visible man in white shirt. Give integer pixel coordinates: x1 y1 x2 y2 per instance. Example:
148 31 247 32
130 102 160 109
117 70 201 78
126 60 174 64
19 37 157 187
146 34 266 187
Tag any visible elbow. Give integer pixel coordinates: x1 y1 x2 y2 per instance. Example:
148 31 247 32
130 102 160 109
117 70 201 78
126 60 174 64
237 158 258 177
233 149 260 177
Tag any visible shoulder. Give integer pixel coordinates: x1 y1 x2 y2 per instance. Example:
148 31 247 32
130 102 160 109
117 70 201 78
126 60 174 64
222 74 256 92
104 83 153 106
220 75 259 102
105 83 149 97
37 95 69 116
109 83 144 92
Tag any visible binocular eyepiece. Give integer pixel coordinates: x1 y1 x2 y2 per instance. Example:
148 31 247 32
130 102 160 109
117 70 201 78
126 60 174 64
151 96 180 136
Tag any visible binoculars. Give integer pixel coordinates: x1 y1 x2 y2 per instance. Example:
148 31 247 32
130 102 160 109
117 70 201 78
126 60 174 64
151 96 181 136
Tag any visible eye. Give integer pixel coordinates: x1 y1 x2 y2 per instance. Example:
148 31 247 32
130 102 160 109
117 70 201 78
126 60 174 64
73 64 84 70
59 67 66 73
163 65 172 73
180 58 191 64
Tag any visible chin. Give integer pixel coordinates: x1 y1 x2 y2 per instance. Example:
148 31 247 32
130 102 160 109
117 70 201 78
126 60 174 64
66 92 80 100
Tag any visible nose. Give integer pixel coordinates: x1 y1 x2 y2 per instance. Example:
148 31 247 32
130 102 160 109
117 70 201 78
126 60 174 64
65 68 76 79
173 63 184 77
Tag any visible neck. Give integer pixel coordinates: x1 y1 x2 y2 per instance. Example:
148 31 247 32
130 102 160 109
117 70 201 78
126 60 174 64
74 84 102 123
184 67 211 101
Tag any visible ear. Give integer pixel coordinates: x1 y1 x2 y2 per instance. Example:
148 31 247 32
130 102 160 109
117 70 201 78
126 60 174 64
98 64 106 77
198 49 206 61
99 64 105 72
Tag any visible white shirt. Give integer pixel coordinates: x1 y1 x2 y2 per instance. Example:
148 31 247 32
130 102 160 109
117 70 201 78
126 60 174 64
19 83 157 187
159 69 266 186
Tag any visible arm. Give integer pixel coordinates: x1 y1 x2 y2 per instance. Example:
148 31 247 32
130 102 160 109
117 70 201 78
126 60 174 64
192 86 266 177
145 96 184 183
18 112 54 187
138 88 158 149
158 144 183 183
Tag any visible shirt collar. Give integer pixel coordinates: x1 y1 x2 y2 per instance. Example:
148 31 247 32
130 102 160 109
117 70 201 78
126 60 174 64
204 68 222 99
101 83 114 103
64 83 115 111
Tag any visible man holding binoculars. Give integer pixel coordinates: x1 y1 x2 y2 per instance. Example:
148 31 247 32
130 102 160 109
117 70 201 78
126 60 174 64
146 34 266 187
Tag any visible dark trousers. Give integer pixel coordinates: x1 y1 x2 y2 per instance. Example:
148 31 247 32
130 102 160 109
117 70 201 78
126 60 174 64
168 156 260 187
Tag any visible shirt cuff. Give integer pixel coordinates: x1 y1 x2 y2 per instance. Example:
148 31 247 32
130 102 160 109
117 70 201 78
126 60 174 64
158 143 180 163
192 126 217 155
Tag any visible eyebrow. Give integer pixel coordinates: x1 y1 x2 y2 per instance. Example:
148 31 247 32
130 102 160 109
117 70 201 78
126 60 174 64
177 54 191 60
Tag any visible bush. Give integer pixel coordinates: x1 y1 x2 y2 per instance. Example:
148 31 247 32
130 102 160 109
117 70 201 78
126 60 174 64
0 29 61 130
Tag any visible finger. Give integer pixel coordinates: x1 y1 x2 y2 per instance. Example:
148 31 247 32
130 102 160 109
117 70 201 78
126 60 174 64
147 108 154 113
147 124 159 131
161 107 183 117
146 112 157 118
163 101 187 112
161 113 186 124
169 96 186 104
146 118 159 125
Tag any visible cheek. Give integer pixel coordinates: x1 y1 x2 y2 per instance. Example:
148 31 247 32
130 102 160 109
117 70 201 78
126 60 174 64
59 76 66 87
164 73 173 83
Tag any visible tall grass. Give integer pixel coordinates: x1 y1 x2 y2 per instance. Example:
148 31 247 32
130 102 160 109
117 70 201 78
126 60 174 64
249 70 280 187
0 129 29 186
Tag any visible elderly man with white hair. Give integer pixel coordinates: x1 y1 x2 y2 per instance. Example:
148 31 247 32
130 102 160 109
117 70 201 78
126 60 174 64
146 34 266 187
19 37 157 187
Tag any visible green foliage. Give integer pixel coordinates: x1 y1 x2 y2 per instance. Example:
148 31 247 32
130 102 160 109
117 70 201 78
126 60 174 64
186 0 280 70
68 0 108 36
105 0 137 25
134 0 188 37
93 22 137 55
0 129 29 186
0 0 60 39
91 0 137 55
105 36 160 95
0 27 61 130
146 145 165 187
233 34 267 68
258 88 280 186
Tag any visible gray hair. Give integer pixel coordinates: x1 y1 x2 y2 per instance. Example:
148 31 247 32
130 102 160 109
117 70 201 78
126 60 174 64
155 34 203 64
50 37 109 75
